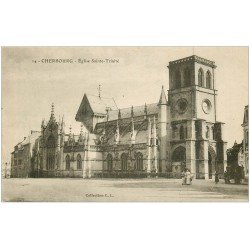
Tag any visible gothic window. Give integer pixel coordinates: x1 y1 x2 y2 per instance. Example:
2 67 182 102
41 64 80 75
107 154 113 171
121 153 128 171
175 70 181 89
77 154 82 170
198 68 204 87
135 153 143 171
180 125 185 140
206 126 210 139
172 146 186 162
66 154 70 170
184 68 191 86
206 70 212 89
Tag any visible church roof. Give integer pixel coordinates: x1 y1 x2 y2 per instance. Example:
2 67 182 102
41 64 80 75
85 94 118 115
107 103 158 121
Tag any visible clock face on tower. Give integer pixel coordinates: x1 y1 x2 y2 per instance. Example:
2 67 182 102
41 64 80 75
202 99 212 114
176 98 188 114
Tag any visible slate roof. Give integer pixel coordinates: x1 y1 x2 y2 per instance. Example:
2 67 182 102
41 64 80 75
94 113 158 145
108 103 158 121
86 94 118 115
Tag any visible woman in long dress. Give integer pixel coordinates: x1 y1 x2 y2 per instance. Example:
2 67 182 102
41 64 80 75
185 169 192 185
181 170 186 185
215 171 219 184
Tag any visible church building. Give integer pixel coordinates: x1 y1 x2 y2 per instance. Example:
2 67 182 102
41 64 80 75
11 55 227 179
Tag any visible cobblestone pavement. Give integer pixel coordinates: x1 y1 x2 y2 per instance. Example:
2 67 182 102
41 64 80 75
1 178 248 202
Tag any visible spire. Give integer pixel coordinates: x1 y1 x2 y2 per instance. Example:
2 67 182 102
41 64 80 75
130 115 135 144
144 103 148 119
147 117 152 145
61 115 65 133
80 123 83 135
148 117 151 135
118 109 121 119
152 116 157 139
69 125 72 136
58 115 61 131
41 119 45 128
79 124 84 143
98 84 101 98
158 86 167 105
106 107 109 122
51 103 55 117
131 106 134 117
115 119 120 144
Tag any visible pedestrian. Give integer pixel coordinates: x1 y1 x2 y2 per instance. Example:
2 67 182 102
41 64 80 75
181 170 186 185
185 169 192 185
224 170 228 184
215 171 219 184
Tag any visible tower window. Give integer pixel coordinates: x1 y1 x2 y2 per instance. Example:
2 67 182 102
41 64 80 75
184 68 191 86
206 70 212 89
198 68 204 87
180 125 185 140
212 126 215 140
175 70 181 89
206 126 210 139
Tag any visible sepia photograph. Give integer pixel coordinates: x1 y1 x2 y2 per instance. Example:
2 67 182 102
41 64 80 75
1 46 249 202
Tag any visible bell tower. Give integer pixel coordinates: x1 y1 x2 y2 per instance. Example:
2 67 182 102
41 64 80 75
167 55 227 179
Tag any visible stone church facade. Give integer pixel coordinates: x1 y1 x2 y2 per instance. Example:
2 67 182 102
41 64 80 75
11 55 227 179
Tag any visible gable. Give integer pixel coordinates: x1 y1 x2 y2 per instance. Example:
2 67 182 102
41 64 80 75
75 94 94 122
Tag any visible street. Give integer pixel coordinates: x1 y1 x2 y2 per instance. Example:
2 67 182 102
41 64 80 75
2 178 248 202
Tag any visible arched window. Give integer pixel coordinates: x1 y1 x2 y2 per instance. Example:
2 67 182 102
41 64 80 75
175 70 181 89
184 68 191 86
135 153 143 171
206 126 210 139
121 153 128 171
107 154 113 171
206 70 212 89
172 146 186 162
180 125 185 140
198 68 204 87
77 154 82 170
65 154 70 170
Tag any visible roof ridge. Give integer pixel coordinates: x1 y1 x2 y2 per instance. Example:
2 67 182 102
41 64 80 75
86 93 115 100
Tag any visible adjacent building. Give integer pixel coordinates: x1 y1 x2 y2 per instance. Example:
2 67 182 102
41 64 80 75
242 105 248 177
11 55 227 179
227 141 244 168
11 131 40 178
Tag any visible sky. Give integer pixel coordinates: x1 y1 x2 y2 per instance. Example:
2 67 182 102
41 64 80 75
1 47 248 163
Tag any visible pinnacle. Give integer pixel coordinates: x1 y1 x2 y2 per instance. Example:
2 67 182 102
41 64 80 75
158 86 167 105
